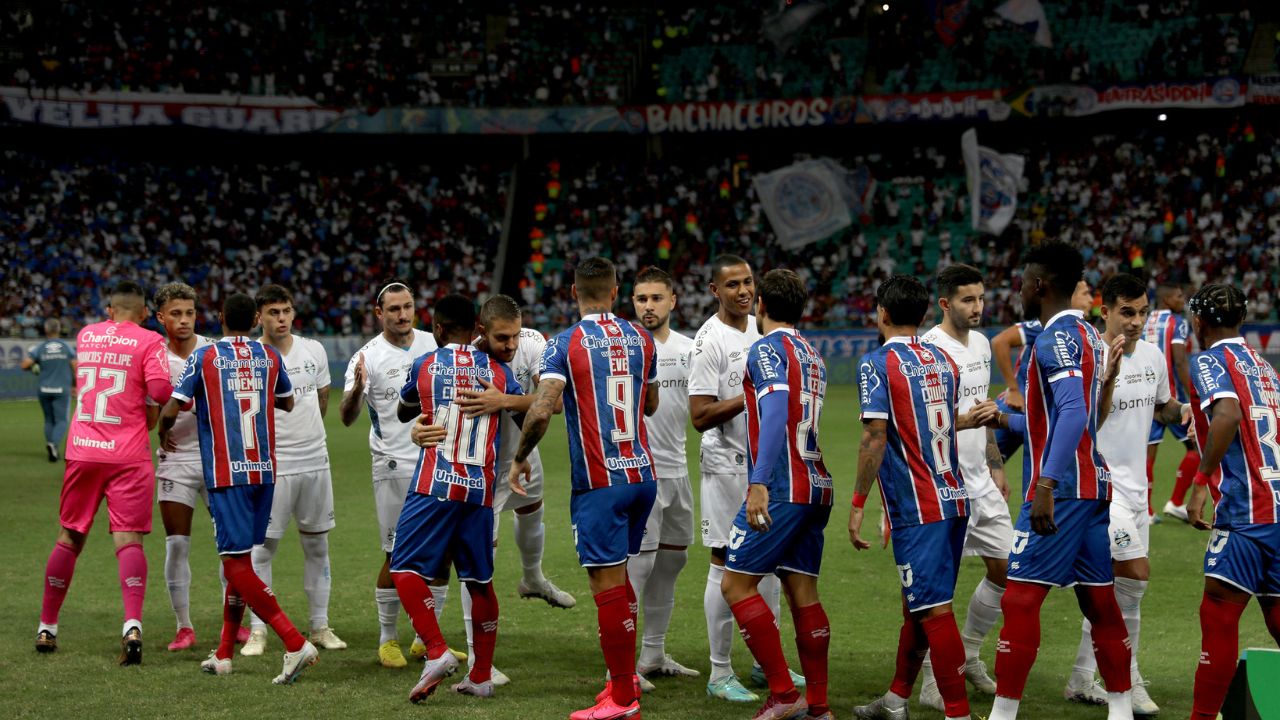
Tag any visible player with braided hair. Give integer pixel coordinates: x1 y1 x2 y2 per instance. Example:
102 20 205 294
1184 284 1280 720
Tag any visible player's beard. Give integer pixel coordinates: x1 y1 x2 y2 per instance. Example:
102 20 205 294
641 312 669 332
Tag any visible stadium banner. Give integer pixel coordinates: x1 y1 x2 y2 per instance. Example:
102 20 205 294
753 159 854 249
1008 78 1247 117
962 128 1024 235
1247 75 1280 105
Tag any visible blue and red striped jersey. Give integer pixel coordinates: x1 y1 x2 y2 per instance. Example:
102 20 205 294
399 344 522 507
171 336 293 490
1190 338 1280 527
1143 308 1190 402
1022 310 1111 501
859 336 968 529
1013 319 1043 393
744 329 833 505
540 313 657 492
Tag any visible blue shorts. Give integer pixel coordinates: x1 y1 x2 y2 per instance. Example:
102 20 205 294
1008 499 1112 587
725 501 832 577
209 484 274 555
570 482 656 568
993 395 1024 462
390 492 495 583
891 517 967 612
1148 417 1189 444
1204 524 1280 597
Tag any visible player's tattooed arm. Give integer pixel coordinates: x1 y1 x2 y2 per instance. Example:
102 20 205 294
1188 397 1242 529
513 378 565 463
849 419 888 550
1155 399 1190 427
985 428 1010 499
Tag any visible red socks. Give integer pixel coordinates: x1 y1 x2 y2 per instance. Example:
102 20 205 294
223 554 304 653
994 580 1050 700
889 604 928 698
116 543 146 625
921 612 970 718
216 587 246 660
1171 450 1200 507
1078 584 1132 693
1265 599 1280 645
731 594 798 703
1193 593 1247 719
467 584 499 684
40 541 80 625
391 571 448 660
792 602 830 715
595 585 638 706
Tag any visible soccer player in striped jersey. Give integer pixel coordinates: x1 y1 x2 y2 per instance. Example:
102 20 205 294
152 282 216 652
1065 274 1189 715
1184 284 1280 720
720 269 834 720
990 280 1093 460
1144 283 1198 522
242 285 346 656
985 243 1133 720
160 293 318 684
506 256 659 720
390 295 523 702
852 274 992 720
917 264 1010 709
35 281 171 663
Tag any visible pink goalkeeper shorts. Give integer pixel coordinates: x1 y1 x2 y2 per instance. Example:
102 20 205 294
60 460 155 534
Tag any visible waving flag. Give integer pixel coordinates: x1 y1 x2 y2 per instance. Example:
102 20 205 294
962 128 1025 236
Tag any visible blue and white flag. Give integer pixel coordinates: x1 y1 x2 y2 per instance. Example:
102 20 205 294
962 128 1024 236
753 159 853 249
995 0 1052 48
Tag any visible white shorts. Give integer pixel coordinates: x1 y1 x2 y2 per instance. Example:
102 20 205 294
267 468 337 538
156 463 208 509
1108 502 1150 563
643 474 696 551
963 490 1013 558
373 458 414 552
700 471 747 549
494 452 545 514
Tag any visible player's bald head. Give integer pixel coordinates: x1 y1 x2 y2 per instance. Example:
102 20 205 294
573 256 618 304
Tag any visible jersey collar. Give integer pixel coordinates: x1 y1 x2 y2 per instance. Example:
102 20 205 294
581 312 615 322
884 335 918 346
1044 309 1084 327
765 327 796 337
1210 336 1246 349
444 343 477 351
220 335 253 343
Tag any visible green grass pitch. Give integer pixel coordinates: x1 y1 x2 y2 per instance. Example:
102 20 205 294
0 386 1272 718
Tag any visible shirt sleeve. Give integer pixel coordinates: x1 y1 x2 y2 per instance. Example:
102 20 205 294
400 356 424 406
645 331 658 384
1039 327 1084 384
501 361 524 396
526 331 548 382
748 391 789 487
27 344 41 363
143 336 171 386
748 340 788 398
342 350 362 394
1153 349 1172 405
859 354 890 421
269 347 293 398
314 341 332 390
687 326 723 397
1190 350 1236 410
1041 375 1087 484
539 334 568 384
1171 316 1190 345
171 351 201 404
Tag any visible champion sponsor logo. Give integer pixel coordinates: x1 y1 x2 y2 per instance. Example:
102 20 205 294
1233 361 1277 380
213 355 269 370
606 455 652 471
231 460 273 473
580 334 646 350
79 326 140 348
73 436 116 450
898 361 954 379
427 363 493 379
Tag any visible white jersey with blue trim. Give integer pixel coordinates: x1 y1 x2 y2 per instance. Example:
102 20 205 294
344 329 438 465
158 335 213 467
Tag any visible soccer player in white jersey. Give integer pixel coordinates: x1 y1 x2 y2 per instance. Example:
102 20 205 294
690 254 802 702
153 283 215 652
628 267 699 681
240 285 346 656
917 264 1009 709
450 294 575 686
339 280 453 668
1064 273 1188 716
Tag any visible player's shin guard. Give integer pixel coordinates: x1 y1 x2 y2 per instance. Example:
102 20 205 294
921 612 971 718
962 577 1004 660
375 587 400 644
1172 451 1200 507
513 506 547 586
223 554 304 653
165 535 193 629
116 543 147 629
595 585 638 706
994 580 1050 700
466 584 498 684
791 603 830 714
247 537 279 630
627 551 656 607
1113 577 1146 676
705 563 734 679
731 594 798 702
890 605 929 698
216 587 246 660
41 541 80 626
300 533 331 630
640 548 687 666
1193 593 1247 719
391 572 448 660
1078 584 1132 693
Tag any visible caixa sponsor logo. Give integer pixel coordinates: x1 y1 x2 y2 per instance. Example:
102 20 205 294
1196 355 1226 387
938 486 968 502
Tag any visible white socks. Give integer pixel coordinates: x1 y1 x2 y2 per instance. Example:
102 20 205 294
760 573 782 626
639 548 687 667
883 691 909 708
627 551 658 606
461 581 475 668
514 506 547 586
705 562 734 681
963 577 1005 660
247 537 280 630
1107 690 1134 720
300 533 331 631
430 582 449 620
376 587 400 644
164 535 193 630
1074 577 1146 682
990 695 1020 720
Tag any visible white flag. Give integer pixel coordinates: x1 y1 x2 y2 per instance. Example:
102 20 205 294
753 159 853 249
995 0 1052 47
962 128 1024 236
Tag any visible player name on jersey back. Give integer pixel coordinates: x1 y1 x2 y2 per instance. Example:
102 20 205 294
66 321 169 464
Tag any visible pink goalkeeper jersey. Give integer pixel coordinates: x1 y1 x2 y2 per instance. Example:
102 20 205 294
66 320 169 464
